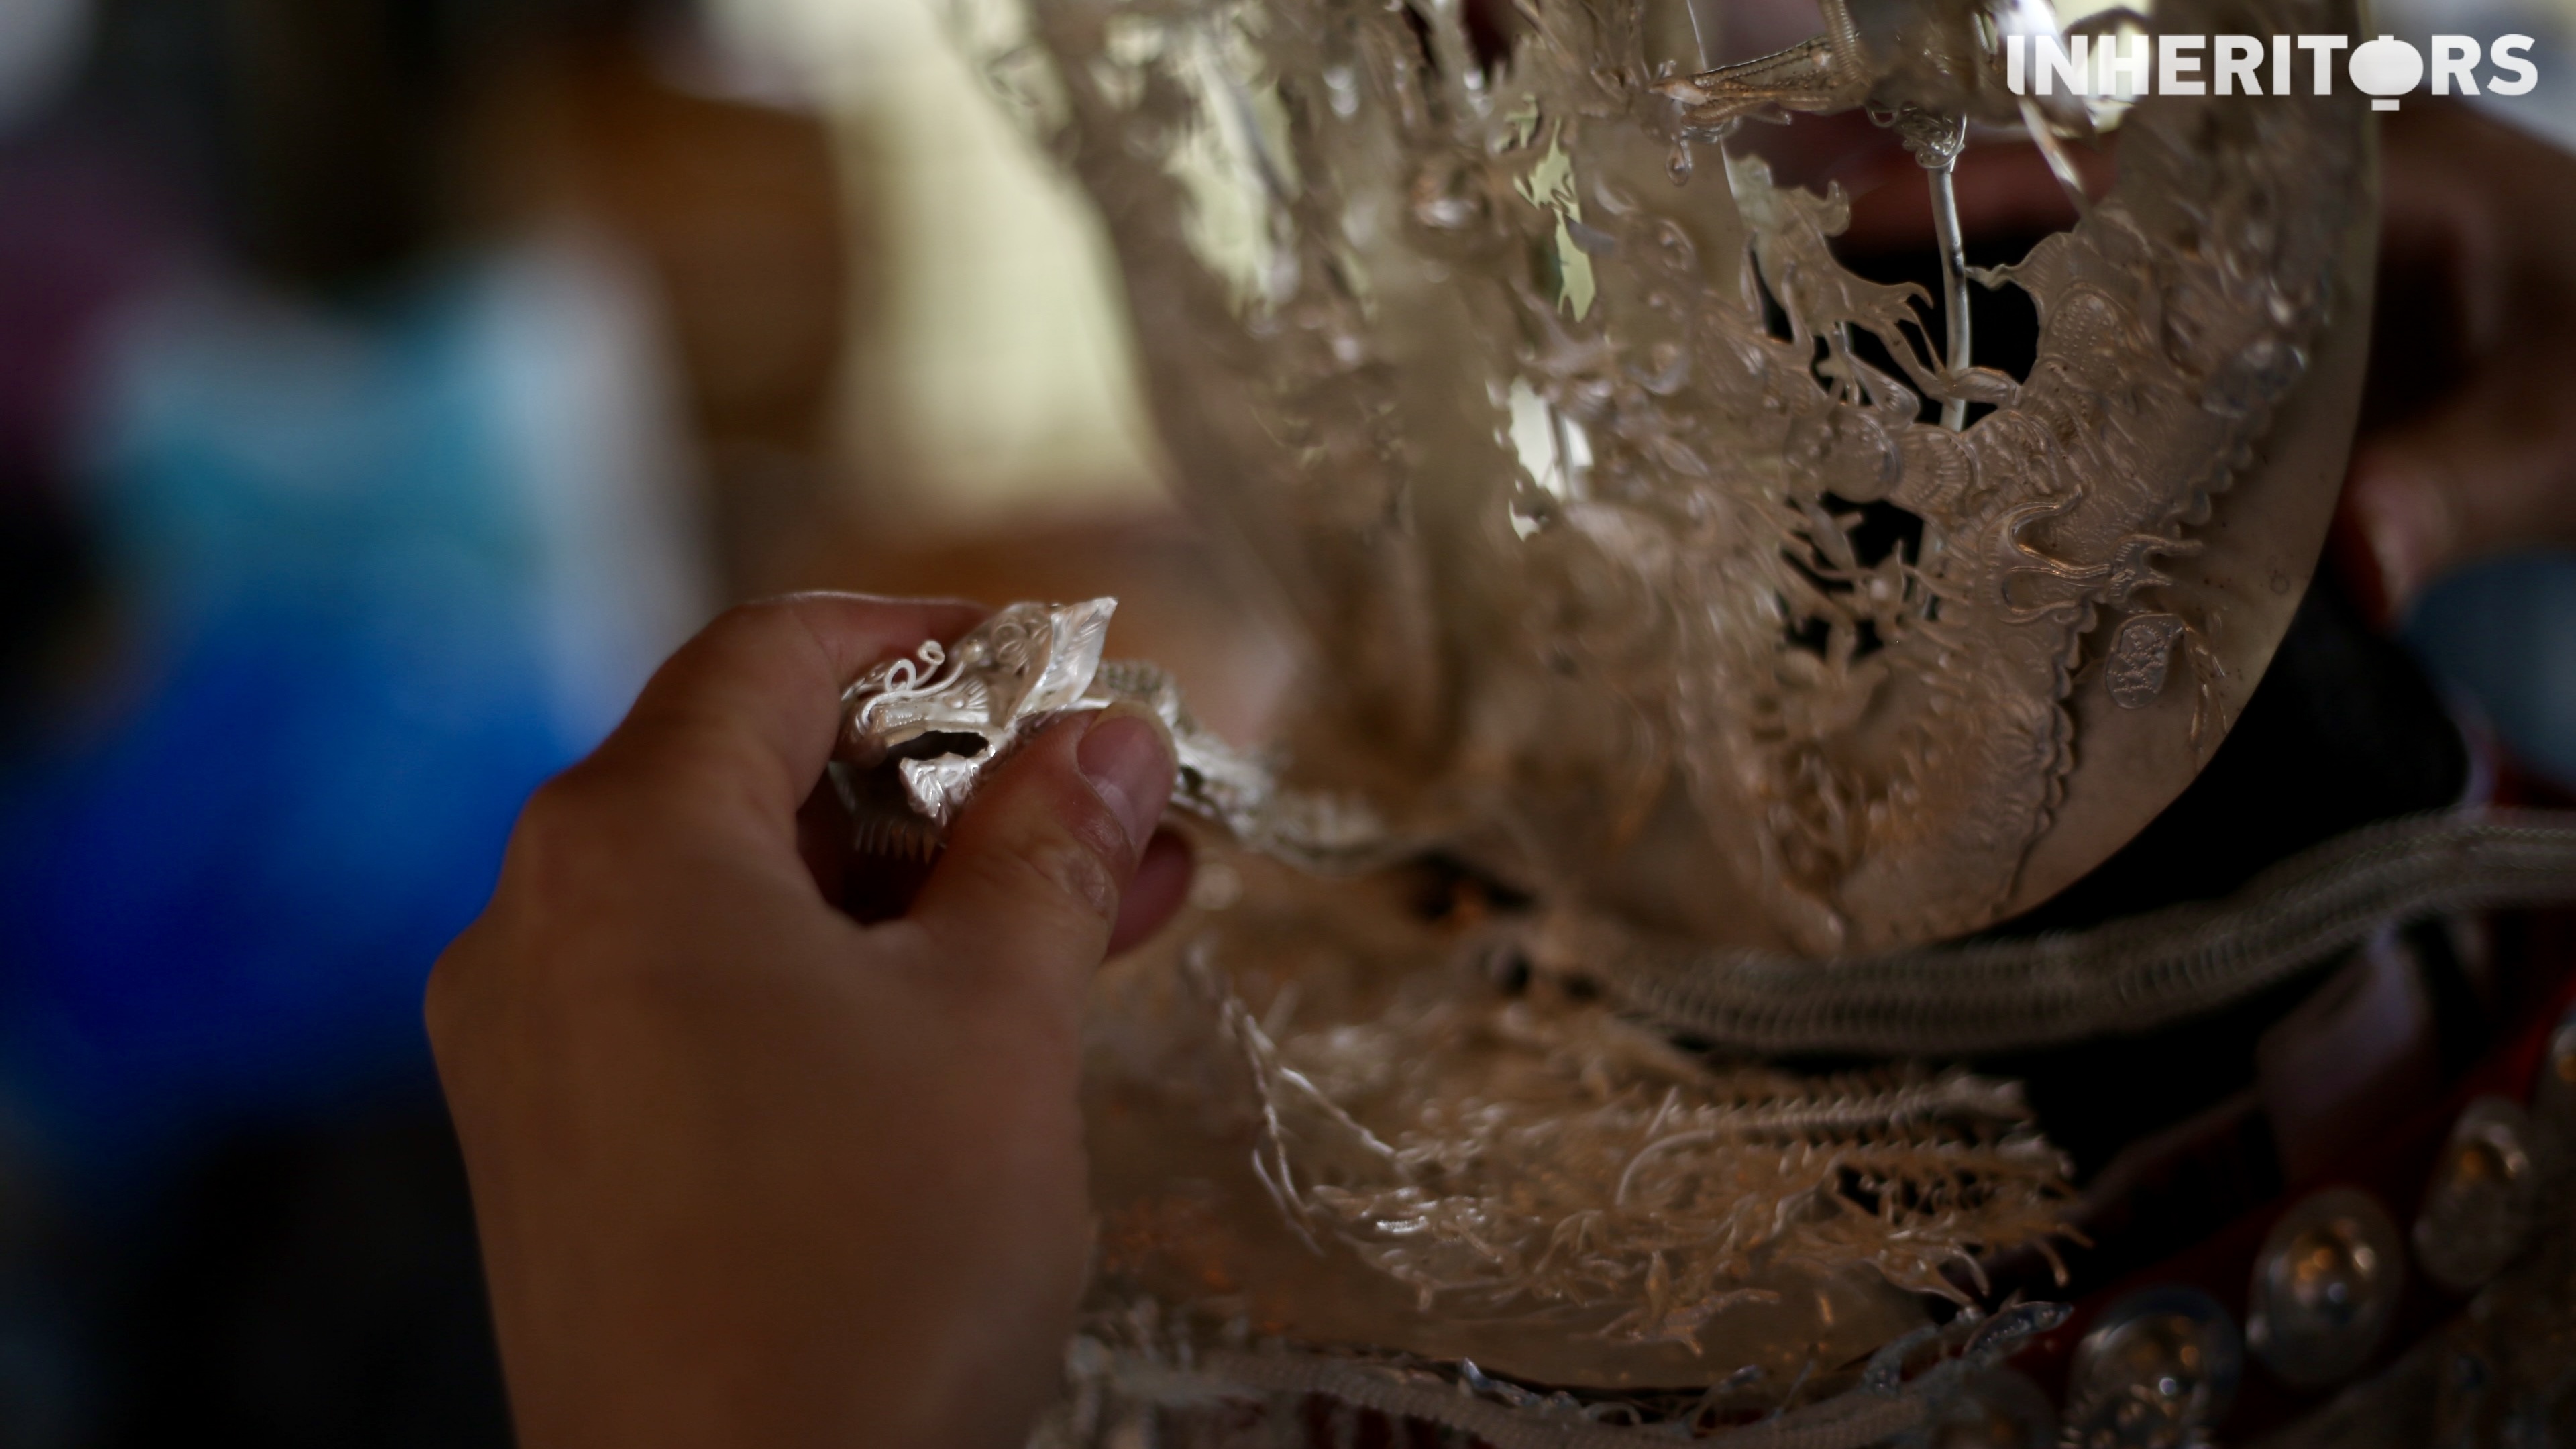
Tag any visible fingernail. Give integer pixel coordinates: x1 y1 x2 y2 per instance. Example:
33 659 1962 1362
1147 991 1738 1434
1077 710 1173 853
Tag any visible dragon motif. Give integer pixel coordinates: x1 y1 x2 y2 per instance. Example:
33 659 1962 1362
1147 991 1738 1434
908 0 2376 1403
961 0 2363 957
835 600 1394 871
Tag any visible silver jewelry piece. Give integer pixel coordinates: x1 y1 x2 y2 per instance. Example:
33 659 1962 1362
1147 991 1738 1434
2063 1286 2242 1449
2247 1187 2405 1389
2413 1096 2539 1295
835 599 1396 872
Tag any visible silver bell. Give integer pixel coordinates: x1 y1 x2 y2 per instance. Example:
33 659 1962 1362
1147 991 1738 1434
2247 1187 2404 1388
2414 1095 2538 1293
2062 1286 2243 1449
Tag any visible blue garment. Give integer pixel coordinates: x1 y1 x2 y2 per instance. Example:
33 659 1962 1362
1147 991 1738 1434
0 248 700 1188
2404 551 2576 793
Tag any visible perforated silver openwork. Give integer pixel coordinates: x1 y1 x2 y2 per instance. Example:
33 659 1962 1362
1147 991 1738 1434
960 0 2375 955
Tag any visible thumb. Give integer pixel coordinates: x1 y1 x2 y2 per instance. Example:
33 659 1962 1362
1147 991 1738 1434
2343 358 2576 618
905 706 1177 996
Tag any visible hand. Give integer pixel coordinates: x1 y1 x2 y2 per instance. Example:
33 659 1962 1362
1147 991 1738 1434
2339 101 2576 617
427 594 1187 1449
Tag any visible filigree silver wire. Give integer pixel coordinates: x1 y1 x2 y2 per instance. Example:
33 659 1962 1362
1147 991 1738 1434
837 599 1399 871
961 0 2375 955
837 0 2500 1421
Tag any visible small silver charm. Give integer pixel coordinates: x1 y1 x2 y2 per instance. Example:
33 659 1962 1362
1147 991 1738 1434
2062 1286 2242 1449
2414 1095 2538 1293
2247 1187 2405 1389
836 599 1395 871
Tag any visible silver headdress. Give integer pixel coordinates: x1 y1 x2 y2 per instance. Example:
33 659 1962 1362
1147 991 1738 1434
972 0 2375 959
836 0 2576 1435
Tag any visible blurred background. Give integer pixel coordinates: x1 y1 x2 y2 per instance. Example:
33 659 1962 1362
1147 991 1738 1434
0 0 1281 1440
0 0 2571 1441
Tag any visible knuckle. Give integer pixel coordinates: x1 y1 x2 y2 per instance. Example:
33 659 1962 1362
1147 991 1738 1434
421 951 466 1049
507 769 651 899
1062 780 1137 877
666 600 803 678
513 772 604 856
712 596 831 663
980 834 1118 926
427 771 737 1061
979 779 1130 924
713 596 795 636
484 775 655 963
1032 835 1121 923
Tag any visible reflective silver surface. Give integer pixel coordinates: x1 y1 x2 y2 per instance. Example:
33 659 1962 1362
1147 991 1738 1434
2248 1187 2406 1389
837 598 1122 837
2063 1286 2243 1449
965 0 2376 955
2414 1097 2538 1295
890 0 2394 1417
836 599 1394 871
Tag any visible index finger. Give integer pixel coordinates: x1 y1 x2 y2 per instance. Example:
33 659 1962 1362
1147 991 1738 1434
584 593 989 833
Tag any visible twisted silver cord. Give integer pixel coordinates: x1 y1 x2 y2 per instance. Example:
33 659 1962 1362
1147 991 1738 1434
1601 808 2576 1056
1065 1304 2063 1449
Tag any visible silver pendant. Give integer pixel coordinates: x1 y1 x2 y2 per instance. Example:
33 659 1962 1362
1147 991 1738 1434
2063 1286 2242 1449
2247 1187 2405 1389
2413 1096 2539 1295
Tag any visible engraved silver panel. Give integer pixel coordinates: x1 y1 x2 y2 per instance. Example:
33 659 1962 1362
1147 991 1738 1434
959 0 2375 953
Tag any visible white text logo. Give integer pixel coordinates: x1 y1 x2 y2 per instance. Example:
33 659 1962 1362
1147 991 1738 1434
2004 33 2538 109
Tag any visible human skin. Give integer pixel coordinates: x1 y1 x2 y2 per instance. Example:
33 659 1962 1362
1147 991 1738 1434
427 594 1187 1449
